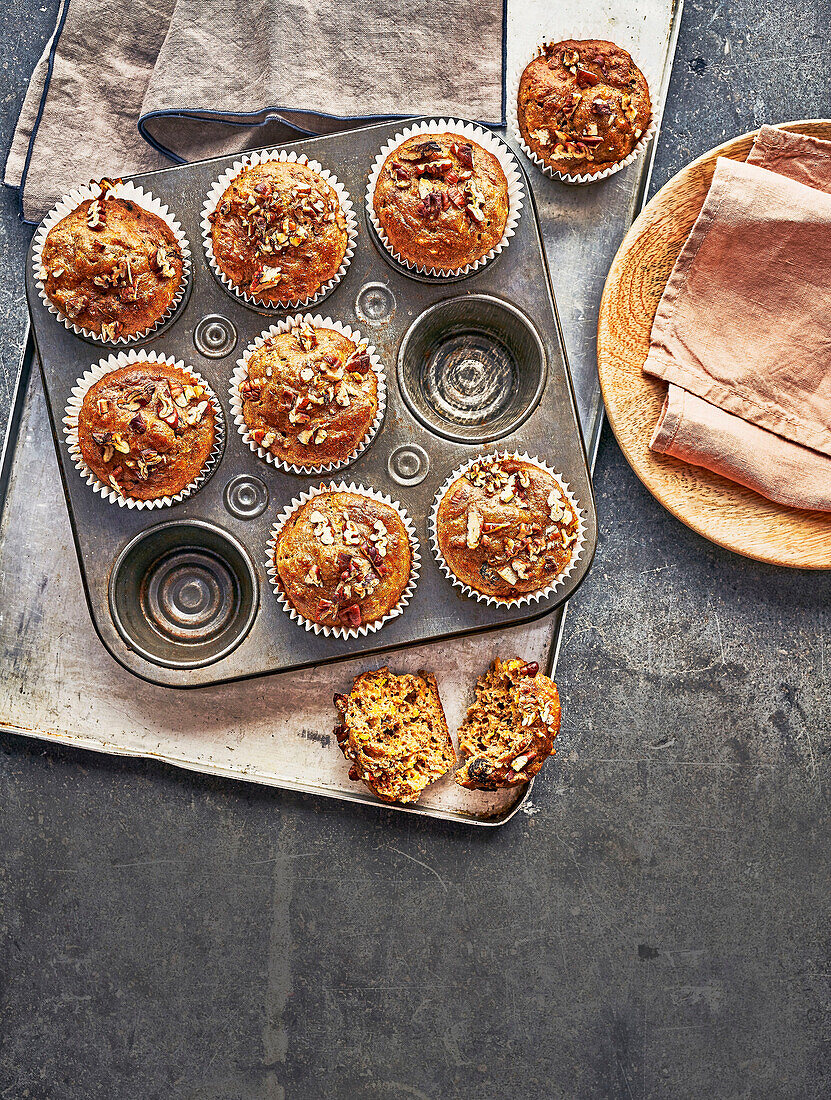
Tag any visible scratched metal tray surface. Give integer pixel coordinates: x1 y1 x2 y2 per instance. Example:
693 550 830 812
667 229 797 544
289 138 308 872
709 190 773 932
25 118 597 689
0 0 683 824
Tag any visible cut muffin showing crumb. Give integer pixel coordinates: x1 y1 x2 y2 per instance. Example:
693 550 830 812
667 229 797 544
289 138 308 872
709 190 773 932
455 657 561 790
334 668 456 803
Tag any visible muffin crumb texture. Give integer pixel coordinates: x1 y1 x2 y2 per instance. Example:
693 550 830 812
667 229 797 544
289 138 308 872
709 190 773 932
435 456 580 600
272 491 412 630
41 185 183 339
241 320 378 469
77 363 216 501
209 161 348 304
373 132 509 270
455 657 561 790
334 668 456 803
517 39 651 175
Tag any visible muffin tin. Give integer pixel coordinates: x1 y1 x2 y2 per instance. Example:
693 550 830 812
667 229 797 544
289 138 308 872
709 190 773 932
25 117 597 689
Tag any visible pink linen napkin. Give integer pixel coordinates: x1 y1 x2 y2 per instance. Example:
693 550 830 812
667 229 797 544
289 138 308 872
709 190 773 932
644 125 831 512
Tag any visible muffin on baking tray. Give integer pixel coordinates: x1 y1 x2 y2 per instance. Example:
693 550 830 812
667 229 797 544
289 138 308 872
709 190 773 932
517 39 651 176
271 490 412 630
333 668 456 803
434 455 580 601
455 657 561 790
240 319 379 469
40 181 184 340
208 160 348 304
372 132 509 270
77 362 216 501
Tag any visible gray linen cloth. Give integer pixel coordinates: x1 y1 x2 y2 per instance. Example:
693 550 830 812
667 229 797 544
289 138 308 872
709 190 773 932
7 0 506 223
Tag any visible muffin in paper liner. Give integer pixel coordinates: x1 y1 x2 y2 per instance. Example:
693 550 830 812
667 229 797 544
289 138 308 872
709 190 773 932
509 35 658 186
229 314 387 475
265 482 421 639
32 178 192 344
429 451 586 607
63 349 225 510
365 118 524 277
201 149 357 310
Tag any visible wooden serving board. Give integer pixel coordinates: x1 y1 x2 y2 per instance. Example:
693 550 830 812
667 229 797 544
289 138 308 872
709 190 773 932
597 120 831 569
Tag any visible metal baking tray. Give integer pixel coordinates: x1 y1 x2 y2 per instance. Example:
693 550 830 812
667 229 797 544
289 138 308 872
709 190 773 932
25 117 597 688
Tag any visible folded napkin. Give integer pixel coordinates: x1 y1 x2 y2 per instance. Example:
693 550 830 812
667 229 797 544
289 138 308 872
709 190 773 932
6 0 507 224
645 125 831 512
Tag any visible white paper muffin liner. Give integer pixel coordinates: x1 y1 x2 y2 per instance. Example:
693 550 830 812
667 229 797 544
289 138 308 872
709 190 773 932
429 451 586 607
509 35 658 186
365 118 524 277
265 482 421 639
63 349 225 510
33 178 192 344
201 149 357 310
229 314 387 475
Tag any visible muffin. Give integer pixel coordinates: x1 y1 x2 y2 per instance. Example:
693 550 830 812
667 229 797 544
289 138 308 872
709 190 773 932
208 160 349 304
434 455 580 600
271 490 413 630
517 39 651 176
239 319 380 469
77 362 216 501
372 132 509 270
455 657 561 790
40 184 184 339
333 668 456 803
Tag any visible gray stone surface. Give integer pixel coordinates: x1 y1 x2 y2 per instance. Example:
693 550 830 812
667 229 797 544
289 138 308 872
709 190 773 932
1 2 829 1098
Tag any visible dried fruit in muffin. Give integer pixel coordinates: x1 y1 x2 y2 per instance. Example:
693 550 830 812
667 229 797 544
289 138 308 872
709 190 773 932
272 491 412 630
209 161 348 304
517 39 651 175
40 181 184 339
334 668 456 803
455 657 561 790
434 455 580 600
240 319 379 469
77 363 216 500
372 132 509 270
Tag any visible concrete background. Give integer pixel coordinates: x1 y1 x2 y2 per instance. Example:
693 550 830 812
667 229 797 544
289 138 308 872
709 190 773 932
1 2 829 1097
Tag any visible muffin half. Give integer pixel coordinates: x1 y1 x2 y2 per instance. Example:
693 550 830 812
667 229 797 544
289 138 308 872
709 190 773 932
334 668 456 803
455 657 561 790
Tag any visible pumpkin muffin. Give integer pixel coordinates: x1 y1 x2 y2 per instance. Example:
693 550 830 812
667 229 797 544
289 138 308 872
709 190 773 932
208 160 349 304
77 362 216 501
333 668 456 803
40 184 184 340
272 490 413 630
372 132 509 270
517 39 651 176
239 319 379 469
434 455 580 600
455 657 561 790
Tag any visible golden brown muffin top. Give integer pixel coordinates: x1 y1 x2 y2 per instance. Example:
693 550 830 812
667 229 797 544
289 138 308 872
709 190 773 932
372 132 509 270
209 161 348 304
517 39 651 175
435 456 580 600
455 657 561 790
334 668 456 803
40 189 183 339
273 491 412 630
240 319 378 469
77 364 216 501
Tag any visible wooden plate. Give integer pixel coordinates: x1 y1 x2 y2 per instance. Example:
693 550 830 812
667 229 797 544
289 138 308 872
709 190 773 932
597 120 831 569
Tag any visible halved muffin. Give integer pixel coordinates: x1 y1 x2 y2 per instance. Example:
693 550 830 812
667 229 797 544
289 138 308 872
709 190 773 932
455 657 561 790
334 668 456 803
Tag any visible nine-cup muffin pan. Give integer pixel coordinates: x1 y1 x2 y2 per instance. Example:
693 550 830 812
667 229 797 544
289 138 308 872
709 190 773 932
25 117 597 689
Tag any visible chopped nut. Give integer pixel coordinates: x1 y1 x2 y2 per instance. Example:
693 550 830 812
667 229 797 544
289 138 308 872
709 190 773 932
86 200 103 229
297 428 314 445
466 506 482 549
495 564 518 586
100 321 118 341
314 428 327 445
299 367 314 382
511 754 530 772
